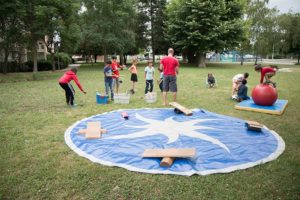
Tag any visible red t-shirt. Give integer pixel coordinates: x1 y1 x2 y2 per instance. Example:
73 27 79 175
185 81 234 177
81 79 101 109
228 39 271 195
260 67 276 83
58 70 84 92
111 61 122 79
160 56 179 76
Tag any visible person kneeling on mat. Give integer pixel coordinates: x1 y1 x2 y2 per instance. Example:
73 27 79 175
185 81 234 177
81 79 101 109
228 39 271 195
237 79 250 102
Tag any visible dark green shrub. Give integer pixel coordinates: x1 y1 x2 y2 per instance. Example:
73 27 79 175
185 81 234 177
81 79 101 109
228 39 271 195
25 60 53 71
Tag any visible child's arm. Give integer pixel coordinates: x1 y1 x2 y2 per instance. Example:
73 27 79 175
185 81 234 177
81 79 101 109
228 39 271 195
128 65 133 72
73 75 86 94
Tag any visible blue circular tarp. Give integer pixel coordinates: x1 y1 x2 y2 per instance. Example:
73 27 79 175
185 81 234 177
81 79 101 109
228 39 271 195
64 108 285 176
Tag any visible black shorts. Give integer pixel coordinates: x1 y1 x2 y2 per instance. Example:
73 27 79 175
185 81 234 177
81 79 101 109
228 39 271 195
131 73 138 82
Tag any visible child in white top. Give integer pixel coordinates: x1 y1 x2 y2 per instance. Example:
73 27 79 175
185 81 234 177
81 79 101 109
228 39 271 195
144 60 155 94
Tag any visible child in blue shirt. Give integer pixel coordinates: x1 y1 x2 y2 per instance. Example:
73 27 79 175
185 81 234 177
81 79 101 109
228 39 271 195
104 61 114 101
237 79 250 102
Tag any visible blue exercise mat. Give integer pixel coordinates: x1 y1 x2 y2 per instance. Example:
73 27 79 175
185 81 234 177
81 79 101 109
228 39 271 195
64 108 285 176
235 98 288 115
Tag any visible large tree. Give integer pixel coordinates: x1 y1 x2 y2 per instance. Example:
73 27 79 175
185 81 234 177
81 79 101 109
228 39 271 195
35 0 81 70
81 0 136 63
278 13 300 64
137 0 168 62
0 0 25 73
165 0 245 67
246 0 280 63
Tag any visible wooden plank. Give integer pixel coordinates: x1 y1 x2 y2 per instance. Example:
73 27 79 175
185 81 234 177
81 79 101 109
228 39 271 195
235 105 282 115
169 102 193 116
79 128 107 135
78 129 87 134
246 120 262 128
142 148 196 158
160 157 175 167
246 120 263 132
100 129 107 134
85 122 101 139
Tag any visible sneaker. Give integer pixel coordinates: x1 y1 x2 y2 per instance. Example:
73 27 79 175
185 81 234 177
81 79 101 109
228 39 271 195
70 104 77 108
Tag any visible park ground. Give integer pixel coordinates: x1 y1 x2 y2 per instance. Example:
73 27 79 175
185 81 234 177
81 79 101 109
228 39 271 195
0 63 299 199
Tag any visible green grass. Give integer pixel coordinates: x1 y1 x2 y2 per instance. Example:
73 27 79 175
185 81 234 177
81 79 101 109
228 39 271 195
0 63 299 199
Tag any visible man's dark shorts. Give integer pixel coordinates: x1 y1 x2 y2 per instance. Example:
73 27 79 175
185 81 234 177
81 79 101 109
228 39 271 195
163 75 177 92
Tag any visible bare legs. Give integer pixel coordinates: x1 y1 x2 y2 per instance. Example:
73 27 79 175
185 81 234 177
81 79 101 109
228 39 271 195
162 91 177 106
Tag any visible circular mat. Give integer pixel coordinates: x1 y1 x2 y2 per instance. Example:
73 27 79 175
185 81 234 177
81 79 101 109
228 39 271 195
64 108 285 176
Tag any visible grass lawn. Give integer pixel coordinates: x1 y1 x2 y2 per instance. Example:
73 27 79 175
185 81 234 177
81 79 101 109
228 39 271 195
0 63 299 199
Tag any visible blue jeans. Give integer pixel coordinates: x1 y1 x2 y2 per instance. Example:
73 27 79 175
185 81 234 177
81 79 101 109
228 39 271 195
105 80 114 100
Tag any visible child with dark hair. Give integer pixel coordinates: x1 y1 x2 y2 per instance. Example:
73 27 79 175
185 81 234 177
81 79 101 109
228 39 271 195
104 60 115 101
207 73 216 88
157 67 164 92
231 72 249 99
237 79 250 102
111 55 125 93
254 64 277 87
145 60 155 94
58 67 86 106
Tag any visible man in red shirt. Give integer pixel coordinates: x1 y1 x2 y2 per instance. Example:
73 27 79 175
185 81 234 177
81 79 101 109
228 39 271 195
159 48 179 106
111 56 124 93
254 64 278 87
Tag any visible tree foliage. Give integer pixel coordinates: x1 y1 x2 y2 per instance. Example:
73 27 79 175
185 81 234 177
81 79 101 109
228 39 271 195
0 0 25 73
278 13 300 63
79 0 136 63
245 0 281 63
136 0 168 61
165 0 245 67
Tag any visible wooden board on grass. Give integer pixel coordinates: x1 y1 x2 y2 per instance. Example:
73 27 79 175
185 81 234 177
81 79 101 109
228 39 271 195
169 102 193 116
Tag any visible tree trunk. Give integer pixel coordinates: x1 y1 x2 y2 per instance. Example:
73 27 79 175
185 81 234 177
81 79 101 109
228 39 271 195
182 52 187 63
187 52 195 64
103 47 108 64
51 52 55 71
254 54 258 65
119 53 124 65
32 44 38 72
150 0 155 64
298 53 300 64
240 52 244 66
123 54 127 65
3 47 9 74
94 54 97 63
196 52 206 67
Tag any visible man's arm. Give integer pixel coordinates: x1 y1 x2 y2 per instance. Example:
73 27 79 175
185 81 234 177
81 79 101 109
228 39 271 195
159 63 163 71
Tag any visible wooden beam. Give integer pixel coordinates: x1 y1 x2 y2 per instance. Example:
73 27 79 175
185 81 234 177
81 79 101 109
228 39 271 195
169 102 193 116
85 122 101 139
160 157 175 167
78 122 107 139
246 120 263 132
142 148 196 158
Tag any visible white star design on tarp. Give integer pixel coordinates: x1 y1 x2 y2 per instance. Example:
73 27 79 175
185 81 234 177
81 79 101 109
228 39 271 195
108 113 230 152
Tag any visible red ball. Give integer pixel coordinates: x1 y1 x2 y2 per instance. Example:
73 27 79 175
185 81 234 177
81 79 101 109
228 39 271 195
252 84 278 106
